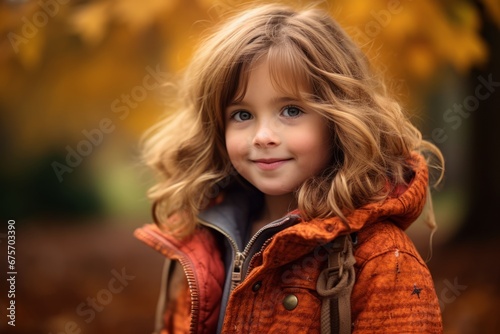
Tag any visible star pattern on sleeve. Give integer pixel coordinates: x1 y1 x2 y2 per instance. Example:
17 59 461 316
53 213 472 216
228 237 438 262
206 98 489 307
411 284 422 298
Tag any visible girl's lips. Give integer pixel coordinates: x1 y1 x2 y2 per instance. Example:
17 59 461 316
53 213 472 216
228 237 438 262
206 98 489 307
252 158 292 171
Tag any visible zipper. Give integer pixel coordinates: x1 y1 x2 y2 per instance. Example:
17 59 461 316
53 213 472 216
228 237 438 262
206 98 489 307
245 236 275 275
231 252 245 290
200 215 296 291
135 227 199 334
198 218 246 290
242 217 290 257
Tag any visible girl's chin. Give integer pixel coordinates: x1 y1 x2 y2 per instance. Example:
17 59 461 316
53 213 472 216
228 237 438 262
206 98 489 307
256 188 294 197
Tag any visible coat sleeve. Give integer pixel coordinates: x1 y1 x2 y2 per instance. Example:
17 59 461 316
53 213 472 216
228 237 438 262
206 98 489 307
351 222 443 333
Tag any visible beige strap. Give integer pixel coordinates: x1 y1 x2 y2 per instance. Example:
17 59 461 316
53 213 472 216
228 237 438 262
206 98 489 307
316 235 356 334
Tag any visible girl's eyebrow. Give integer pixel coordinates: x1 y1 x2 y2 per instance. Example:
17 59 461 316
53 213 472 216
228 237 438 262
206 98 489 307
227 96 302 108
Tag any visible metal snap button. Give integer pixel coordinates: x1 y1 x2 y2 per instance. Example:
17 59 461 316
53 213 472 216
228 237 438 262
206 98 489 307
252 281 262 292
283 294 298 310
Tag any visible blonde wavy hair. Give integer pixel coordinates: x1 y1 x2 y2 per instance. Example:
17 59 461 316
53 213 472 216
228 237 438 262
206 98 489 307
142 3 444 239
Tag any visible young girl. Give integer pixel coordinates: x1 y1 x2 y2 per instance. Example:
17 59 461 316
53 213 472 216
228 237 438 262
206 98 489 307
135 3 444 333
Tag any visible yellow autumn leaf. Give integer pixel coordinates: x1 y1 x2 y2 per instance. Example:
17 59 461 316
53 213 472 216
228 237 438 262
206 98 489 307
406 43 437 81
113 0 179 33
15 26 45 69
382 10 419 44
449 31 488 73
70 1 111 46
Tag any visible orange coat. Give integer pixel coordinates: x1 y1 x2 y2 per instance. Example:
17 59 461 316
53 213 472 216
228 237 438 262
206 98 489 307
135 153 443 333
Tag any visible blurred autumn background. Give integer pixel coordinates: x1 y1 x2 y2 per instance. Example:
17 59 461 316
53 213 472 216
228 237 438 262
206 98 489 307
1 0 499 333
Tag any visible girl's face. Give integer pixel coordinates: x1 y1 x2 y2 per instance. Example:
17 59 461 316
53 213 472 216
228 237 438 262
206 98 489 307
224 58 332 196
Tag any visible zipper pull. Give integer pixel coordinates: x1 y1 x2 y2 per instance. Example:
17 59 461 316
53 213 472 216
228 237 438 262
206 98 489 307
231 252 245 289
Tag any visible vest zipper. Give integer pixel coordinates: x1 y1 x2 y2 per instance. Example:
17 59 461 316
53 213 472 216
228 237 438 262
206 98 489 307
198 218 245 290
135 227 200 334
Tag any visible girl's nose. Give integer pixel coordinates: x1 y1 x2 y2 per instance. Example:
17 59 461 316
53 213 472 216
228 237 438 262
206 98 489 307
252 121 280 148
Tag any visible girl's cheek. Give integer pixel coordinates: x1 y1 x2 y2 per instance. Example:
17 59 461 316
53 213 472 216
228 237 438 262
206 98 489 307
225 135 244 162
227 130 250 151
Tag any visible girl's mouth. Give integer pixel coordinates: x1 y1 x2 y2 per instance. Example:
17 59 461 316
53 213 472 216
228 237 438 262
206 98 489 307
252 158 292 171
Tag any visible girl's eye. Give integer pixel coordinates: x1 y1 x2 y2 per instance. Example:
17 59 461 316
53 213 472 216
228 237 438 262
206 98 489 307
232 110 253 122
281 105 303 118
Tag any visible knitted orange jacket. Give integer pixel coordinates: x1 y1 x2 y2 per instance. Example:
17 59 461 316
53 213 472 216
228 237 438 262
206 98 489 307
135 153 443 333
